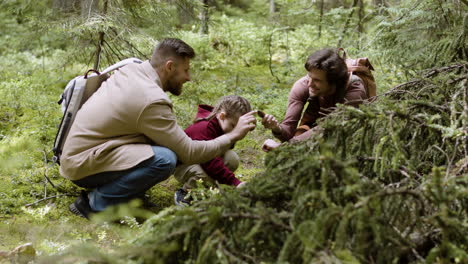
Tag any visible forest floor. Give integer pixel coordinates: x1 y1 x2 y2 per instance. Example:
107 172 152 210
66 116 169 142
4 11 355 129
0 115 272 257
0 70 271 255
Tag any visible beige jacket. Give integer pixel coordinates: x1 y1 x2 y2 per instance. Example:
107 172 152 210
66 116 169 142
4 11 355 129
60 61 231 181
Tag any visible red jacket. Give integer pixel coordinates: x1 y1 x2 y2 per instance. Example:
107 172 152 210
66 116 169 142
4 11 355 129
184 105 242 186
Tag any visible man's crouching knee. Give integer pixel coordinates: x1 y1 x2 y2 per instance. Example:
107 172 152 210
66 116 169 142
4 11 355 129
149 146 178 181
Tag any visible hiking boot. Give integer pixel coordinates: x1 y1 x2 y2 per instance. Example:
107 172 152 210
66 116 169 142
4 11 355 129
174 188 191 207
69 191 96 219
136 194 158 209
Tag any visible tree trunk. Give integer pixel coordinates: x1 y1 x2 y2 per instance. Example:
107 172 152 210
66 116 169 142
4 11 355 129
94 0 108 70
357 0 364 49
52 0 79 13
269 0 276 14
358 0 364 34
329 0 344 8
318 0 324 38
176 1 194 26
81 0 99 18
199 0 209 34
337 0 359 47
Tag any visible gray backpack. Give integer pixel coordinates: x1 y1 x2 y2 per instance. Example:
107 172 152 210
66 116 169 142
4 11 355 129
52 58 142 164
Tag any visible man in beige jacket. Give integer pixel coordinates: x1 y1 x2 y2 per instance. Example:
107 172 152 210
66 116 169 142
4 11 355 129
62 38 256 218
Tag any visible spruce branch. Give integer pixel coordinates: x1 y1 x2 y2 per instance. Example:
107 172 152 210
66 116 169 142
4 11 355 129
222 212 293 232
422 62 467 78
354 189 424 210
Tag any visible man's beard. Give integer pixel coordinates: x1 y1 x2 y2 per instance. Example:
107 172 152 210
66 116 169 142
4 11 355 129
166 79 183 96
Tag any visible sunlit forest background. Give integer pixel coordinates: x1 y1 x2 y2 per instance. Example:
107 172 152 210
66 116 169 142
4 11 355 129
0 0 466 263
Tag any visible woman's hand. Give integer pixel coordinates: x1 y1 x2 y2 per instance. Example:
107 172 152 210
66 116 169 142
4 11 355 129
236 182 247 188
261 114 281 134
261 139 281 152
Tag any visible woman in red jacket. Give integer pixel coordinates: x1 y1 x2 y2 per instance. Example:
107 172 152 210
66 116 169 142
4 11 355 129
174 95 253 206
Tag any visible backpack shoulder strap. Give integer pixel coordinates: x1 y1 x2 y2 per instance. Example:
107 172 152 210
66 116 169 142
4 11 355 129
101 58 143 75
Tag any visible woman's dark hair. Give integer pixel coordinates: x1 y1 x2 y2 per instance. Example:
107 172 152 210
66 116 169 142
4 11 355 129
150 38 196 68
304 48 348 103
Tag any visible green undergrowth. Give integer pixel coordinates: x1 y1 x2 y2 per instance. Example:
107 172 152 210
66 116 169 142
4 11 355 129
39 63 467 263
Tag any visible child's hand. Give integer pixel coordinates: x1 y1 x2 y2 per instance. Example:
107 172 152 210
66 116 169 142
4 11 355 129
226 111 257 142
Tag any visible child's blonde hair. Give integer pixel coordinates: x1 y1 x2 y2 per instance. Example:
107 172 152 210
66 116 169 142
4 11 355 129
196 95 252 122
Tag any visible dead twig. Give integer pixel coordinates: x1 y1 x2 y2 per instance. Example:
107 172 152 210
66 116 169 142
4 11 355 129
268 27 290 83
24 194 76 207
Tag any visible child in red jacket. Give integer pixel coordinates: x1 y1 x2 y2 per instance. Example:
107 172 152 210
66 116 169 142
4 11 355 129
174 95 252 206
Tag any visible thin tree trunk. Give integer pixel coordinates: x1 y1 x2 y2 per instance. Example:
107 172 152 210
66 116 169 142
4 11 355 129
318 0 324 38
357 0 364 49
358 0 364 34
329 0 342 8
177 2 193 25
268 27 290 83
269 0 276 14
94 0 108 70
337 0 359 47
81 0 99 18
199 0 209 34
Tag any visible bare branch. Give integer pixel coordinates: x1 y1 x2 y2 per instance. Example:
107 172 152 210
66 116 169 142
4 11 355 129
24 194 76 207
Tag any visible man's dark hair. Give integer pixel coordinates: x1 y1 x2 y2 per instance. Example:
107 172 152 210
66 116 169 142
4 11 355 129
150 38 196 68
305 48 348 103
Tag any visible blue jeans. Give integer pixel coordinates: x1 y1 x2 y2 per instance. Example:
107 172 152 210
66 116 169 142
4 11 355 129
73 146 177 211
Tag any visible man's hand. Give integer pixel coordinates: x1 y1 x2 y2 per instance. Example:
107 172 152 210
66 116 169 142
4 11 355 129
225 111 257 142
261 114 281 134
262 139 281 152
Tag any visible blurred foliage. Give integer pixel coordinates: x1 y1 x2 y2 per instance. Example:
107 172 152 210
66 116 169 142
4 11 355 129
372 0 467 71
